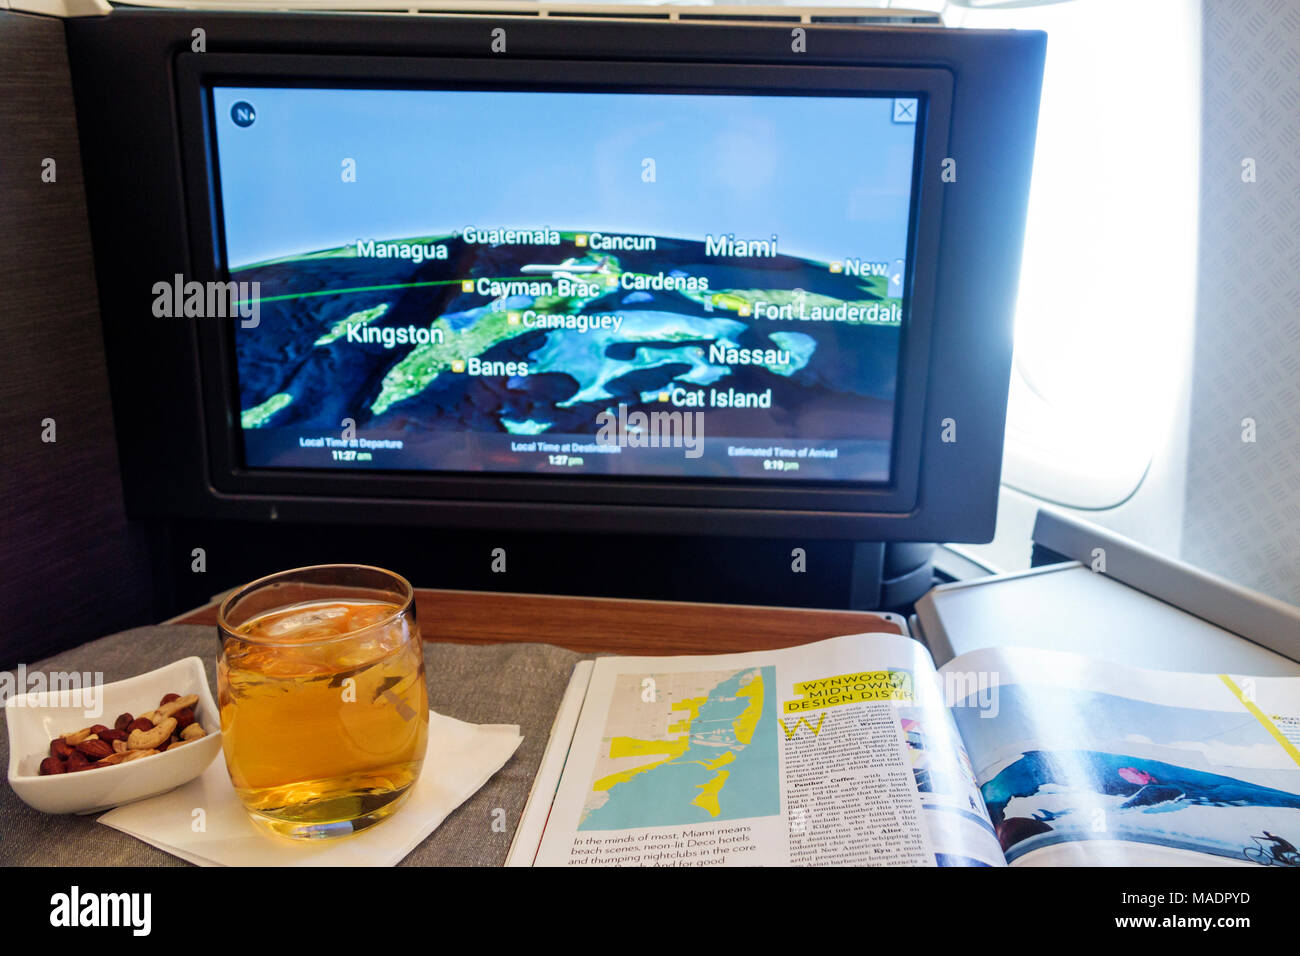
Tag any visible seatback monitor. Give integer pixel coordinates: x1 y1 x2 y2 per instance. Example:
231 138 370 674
65 12 1045 539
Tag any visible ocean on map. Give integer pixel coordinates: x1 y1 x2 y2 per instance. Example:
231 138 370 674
580 666 779 830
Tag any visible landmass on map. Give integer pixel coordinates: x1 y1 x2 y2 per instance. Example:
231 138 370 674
230 230 902 443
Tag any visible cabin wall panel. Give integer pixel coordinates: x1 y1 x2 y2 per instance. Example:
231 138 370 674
1182 0 1300 606
0 11 156 667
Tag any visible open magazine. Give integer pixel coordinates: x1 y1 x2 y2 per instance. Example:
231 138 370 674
506 632 1300 867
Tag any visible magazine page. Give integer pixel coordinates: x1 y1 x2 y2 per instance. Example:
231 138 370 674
941 646 1300 866
532 632 1005 867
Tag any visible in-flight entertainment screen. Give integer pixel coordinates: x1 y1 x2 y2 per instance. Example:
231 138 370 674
210 85 923 483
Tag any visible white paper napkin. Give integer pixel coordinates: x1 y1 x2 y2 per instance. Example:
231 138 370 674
97 711 522 866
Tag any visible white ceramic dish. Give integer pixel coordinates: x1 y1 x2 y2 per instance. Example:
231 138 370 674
6 656 222 814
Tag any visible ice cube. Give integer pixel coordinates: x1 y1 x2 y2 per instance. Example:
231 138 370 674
264 605 349 636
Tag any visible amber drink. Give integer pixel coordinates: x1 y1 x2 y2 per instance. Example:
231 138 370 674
217 566 428 840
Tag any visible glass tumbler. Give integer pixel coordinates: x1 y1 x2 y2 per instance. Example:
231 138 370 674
217 564 428 840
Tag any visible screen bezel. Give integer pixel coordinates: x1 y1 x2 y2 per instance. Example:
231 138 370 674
176 53 952 516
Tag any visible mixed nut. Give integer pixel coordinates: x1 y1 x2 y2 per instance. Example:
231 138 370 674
37 692 207 775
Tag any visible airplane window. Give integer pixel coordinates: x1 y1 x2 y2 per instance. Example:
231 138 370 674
947 0 1201 511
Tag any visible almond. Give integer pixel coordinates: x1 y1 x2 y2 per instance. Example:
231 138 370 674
89 724 110 736
160 693 180 705
39 757 66 775
98 729 128 743
49 739 75 761
173 708 195 731
114 712 134 732
66 752 91 771
76 739 114 761
125 717 153 734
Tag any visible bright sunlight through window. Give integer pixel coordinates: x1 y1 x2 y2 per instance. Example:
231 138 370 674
947 0 1202 509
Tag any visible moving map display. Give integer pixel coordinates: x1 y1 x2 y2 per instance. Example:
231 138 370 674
211 86 922 482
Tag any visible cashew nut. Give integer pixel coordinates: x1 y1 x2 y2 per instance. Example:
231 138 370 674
63 727 95 745
127 717 177 750
180 723 206 741
154 694 199 721
120 748 159 762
